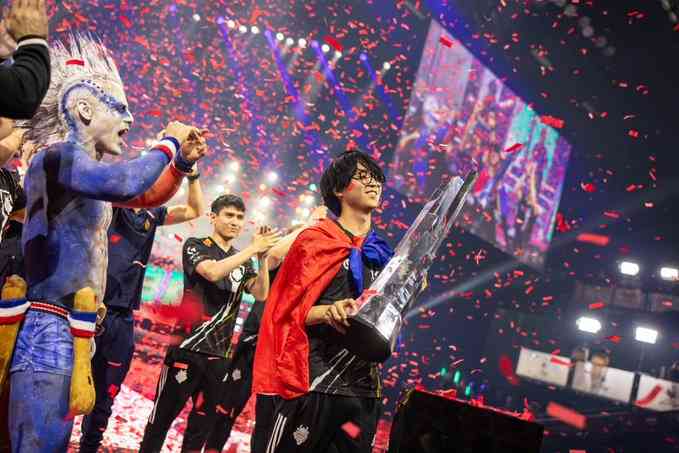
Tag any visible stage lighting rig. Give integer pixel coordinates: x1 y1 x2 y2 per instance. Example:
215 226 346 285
635 326 659 344
660 266 679 281
619 261 640 277
576 316 602 334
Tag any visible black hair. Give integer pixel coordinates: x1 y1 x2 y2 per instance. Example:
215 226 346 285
211 194 246 214
320 150 385 216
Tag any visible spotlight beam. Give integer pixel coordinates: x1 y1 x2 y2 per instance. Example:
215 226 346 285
263 29 322 152
311 41 371 152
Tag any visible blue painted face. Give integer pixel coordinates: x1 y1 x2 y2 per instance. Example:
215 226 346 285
89 81 134 156
61 80 133 156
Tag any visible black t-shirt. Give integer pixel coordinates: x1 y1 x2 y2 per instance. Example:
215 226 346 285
0 169 25 243
0 220 23 282
230 268 278 362
174 237 257 358
307 225 383 399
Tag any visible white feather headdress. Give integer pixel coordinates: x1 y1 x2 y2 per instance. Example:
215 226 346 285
22 33 124 146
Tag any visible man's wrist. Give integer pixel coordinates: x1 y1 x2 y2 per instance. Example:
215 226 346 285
187 171 201 182
153 137 180 161
174 150 194 173
16 36 48 48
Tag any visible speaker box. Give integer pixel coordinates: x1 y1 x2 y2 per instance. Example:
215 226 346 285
388 389 544 453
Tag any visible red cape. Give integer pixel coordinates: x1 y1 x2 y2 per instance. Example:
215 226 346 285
252 219 364 399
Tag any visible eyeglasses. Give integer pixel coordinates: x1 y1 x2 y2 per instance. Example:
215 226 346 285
352 169 381 186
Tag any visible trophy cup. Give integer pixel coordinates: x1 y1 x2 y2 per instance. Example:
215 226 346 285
343 171 478 362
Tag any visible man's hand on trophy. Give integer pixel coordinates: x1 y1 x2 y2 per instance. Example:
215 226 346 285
323 299 358 334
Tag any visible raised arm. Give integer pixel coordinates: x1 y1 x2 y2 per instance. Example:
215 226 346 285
117 126 207 209
115 159 186 209
46 138 181 203
246 255 270 302
0 1 50 119
161 169 205 225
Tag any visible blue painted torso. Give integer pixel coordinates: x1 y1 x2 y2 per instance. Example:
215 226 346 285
21 141 170 309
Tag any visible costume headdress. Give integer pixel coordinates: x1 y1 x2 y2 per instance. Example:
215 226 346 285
21 33 124 146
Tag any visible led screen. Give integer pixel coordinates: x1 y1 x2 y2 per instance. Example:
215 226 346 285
392 21 572 266
140 265 184 306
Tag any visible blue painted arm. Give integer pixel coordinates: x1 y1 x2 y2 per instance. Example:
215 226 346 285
51 139 179 202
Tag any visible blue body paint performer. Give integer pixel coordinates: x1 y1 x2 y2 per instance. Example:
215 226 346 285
3 35 201 452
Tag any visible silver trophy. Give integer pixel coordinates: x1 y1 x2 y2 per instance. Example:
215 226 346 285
344 171 478 363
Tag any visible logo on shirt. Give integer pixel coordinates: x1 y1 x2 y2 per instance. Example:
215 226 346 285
175 369 188 384
228 265 248 292
293 425 309 445
144 219 151 231
0 188 13 238
203 238 213 247
232 368 241 381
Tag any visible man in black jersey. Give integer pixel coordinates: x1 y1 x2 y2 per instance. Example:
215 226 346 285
252 151 393 453
200 206 328 452
139 194 280 453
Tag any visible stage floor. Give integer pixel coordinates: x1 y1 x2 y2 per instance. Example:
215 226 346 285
66 384 391 452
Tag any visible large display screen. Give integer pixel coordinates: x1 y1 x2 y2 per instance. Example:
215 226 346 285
571 361 635 403
140 265 184 306
391 21 572 266
515 347 571 387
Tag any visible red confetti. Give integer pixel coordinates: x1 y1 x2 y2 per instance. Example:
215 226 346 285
550 357 573 367
174 234 183 242
503 143 524 154
323 36 343 52
577 233 610 247
498 355 519 386
66 59 85 66
605 335 622 344
439 36 454 47
341 421 361 439
588 301 606 310
271 187 287 197
119 14 133 29
628 129 640 138
635 384 663 406
580 182 597 193
555 212 571 233
546 402 587 430
540 115 565 129
110 234 122 244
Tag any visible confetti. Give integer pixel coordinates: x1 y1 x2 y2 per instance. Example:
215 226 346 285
503 143 524 154
323 36 343 52
546 402 587 430
576 233 610 246
439 36 454 47
540 115 565 129
635 384 663 406
341 421 361 439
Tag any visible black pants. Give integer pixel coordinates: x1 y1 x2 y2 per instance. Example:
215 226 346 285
79 309 135 453
253 392 380 453
251 394 279 453
139 346 230 453
201 345 256 451
0 383 10 453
